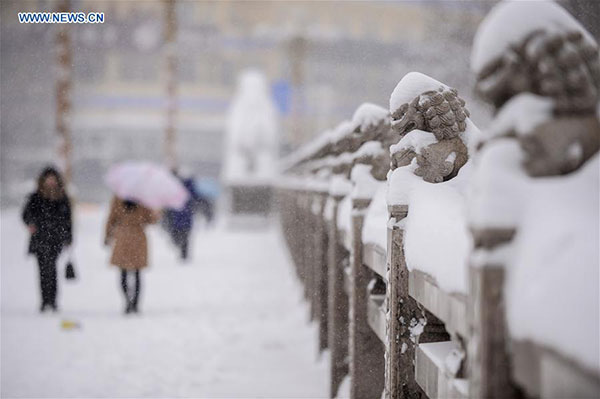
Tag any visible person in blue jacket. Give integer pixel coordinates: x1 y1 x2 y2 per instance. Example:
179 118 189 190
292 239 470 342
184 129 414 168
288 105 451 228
165 171 213 261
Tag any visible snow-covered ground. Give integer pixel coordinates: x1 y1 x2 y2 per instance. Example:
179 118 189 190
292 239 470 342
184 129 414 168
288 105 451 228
1 206 329 398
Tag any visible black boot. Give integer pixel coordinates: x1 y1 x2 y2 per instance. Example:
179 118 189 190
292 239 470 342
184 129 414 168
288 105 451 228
131 270 140 313
181 236 189 261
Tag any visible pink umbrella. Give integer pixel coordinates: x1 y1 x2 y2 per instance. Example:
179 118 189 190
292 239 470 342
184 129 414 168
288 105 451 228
105 161 189 210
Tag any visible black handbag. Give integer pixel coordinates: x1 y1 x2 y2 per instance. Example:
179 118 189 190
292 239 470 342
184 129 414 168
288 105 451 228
65 261 76 280
65 247 76 280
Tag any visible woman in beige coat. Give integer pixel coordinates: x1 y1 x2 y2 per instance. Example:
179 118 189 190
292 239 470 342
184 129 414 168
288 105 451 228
104 197 158 314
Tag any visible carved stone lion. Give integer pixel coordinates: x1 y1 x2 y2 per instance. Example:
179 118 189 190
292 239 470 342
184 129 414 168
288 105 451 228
474 10 600 176
467 5 600 397
475 30 600 114
392 87 470 141
390 84 471 182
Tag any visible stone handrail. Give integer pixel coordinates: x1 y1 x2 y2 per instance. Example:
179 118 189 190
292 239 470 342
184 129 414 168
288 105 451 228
277 3 599 399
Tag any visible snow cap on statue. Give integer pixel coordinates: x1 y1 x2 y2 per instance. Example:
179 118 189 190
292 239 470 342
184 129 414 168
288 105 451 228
389 72 448 115
471 0 596 74
471 0 599 111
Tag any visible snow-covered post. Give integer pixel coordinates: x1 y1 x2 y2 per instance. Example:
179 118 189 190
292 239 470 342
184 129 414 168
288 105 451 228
296 191 307 281
301 190 315 304
281 150 334 351
280 140 333 355
163 0 178 169
299 169 331 331
384 202 418 399
327 172 352 398
346 104 391 399
307 191 320 319
469 2 600 398
293 188 307 282
281 184 303 281
289 190 303 281
385 72 473 398
306 191 319 321
55 0 73 184
312 190 330 351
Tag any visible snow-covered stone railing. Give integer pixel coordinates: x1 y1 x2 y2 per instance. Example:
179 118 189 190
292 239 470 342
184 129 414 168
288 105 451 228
279 102 393 398
278 2 599 399
383 71 477 399
468 2 600 398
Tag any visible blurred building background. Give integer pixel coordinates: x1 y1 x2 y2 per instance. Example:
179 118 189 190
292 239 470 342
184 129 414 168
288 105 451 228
1 0 597 205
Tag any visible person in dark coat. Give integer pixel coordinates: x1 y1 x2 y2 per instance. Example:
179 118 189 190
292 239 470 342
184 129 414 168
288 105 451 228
165 177 196 261
22 166 72 312
164 172 213 261
194 190 214 227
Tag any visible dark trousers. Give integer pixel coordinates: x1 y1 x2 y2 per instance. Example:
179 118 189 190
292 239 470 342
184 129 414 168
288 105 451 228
37 252 58 307
173 230 190 260
120 269 140 307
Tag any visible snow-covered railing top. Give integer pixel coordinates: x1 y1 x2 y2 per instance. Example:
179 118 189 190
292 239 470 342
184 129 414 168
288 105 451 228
468 1 600 394
278 2 600 398
388 73 479 187
384 72 478 328
280 102 391 174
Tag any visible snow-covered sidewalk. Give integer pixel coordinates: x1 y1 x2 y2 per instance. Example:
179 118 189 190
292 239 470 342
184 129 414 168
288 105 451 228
1 206 329 398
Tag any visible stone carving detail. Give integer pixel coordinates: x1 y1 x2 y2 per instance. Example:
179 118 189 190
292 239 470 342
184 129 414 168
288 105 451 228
350 118 393 181
519 116 600 176
390 137 468 184
475 30 600 114
468 3 600 398
390 85 471 182
392 87 470 140
390 146 416 170
414 138 468 183
475 26 600 177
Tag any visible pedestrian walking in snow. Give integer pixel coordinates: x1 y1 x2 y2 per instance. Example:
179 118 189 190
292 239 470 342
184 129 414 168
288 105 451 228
164 171 213 261
104 197 158 314
22 166 73 313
